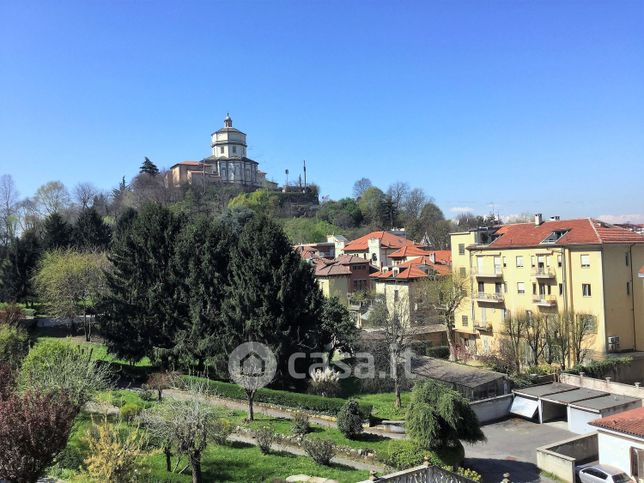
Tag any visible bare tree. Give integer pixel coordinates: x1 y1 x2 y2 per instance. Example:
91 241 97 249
387 182 410 214
525 313 548 365
546 310 594 369
402 187 427 220
33 181 71 217
502 312 530 372
416 274 468 361
73 182 98 209
0 174 19 243
366 295 413 408
352 177 372 199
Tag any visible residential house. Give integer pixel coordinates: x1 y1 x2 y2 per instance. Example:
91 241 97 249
590 406 644 481
312 255 373 305
450 215 644 359
339 231 415 268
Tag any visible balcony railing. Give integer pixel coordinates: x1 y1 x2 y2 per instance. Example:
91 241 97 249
474 321 493 331
533 296 557 307
532 268 555 278
473 266 503 278
475 292 504 303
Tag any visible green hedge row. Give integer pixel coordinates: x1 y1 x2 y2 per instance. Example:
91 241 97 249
183 376 372 418
565 357 633 379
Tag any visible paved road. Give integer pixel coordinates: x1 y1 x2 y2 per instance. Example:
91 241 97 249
464 418 575 483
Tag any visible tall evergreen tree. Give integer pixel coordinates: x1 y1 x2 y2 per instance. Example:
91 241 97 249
172 215 237 371
42 213 72 251
99 204 186 362
0 229 41 302
221 214 325 384
74 207 111 250
139 157 159 176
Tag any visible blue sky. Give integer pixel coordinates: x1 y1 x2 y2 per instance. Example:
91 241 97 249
1 0 643 222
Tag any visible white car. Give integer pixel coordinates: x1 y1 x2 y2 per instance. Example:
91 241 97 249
578 465 633 483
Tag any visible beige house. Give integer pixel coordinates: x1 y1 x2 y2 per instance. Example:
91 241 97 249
451 215 644 359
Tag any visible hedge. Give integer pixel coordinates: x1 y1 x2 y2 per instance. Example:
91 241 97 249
565 357 633 379
183 376 372 418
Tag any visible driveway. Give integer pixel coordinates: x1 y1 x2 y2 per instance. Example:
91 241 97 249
464 418 575 483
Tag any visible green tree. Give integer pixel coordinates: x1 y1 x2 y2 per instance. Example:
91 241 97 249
42 212 72 251
221 214 325 418
33 249 109 341
99 204 186 362
282 218 340 244
228 189 279 216
317 198 363 228
171 215 236 370
357 187 386 227
406 379 485 452
0 229 41 302
139 157 159 176
74 207 111 250
319 297 358 361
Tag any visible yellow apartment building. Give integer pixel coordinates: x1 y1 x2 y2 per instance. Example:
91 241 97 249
450 215 644 359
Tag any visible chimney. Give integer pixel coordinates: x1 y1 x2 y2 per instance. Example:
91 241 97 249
550 216 560 221
534 213 543 226
429 252 436 264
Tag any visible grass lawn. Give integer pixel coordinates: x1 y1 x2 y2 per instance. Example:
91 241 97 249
50 404 369 483
352 392 411 420
34 336 153 367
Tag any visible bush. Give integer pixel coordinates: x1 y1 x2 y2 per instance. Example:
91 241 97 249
0 303 25 327
0 325 29 368
302 437 335 466
376 440 465 470
308 367 341 397
184 376 373 418
336 400 363 439
254 426 276 454
566 357 633 379
120 403 142 422
291 412 310 437
138 389 155 402
426 346 450 359
212 419 234 445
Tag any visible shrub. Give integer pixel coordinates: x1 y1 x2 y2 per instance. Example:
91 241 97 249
83 416 146 482
145 372 175 401
337 399 363 439
19 339 111 408
302 437 335 466
120 403 142 422
426 346 450 359
308 367 341 397
254 426 276 454
0 391 78 482
138 389 155 402
0 303 25 327
212 419 234 445
184 376 373 418
0 325 29 369
291 412 310 437
0 363 15 400
566 357 633 379
377 440 441 470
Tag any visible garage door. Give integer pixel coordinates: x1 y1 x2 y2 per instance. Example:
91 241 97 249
510 396 539 419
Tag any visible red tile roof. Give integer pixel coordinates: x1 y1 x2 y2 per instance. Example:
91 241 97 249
389 246 431 258
371 253 451 281
590 407 644 439
370 265 429 280
486 219 644 249
174 161 202 167
335 254 370 265
400 256 451 275
313 258 351 277
343 231 415 251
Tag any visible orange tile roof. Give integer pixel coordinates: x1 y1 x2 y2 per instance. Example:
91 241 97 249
400 256 451 276
370 265 429 280
174 161 202 167
313 258 351 277
335 254 370 265
343 231 415 251
371 254 451 281
389 246 431 258
590 407 644 439
486 219 644 249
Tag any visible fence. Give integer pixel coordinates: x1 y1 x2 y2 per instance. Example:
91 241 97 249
358 463 477 483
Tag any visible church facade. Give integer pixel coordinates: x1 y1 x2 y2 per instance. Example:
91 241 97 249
169 114 275 189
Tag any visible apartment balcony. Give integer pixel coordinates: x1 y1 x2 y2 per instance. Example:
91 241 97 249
473 266 503 278
533 296 557 308
531 268 556 279
474 321 493 332
475 292 504 304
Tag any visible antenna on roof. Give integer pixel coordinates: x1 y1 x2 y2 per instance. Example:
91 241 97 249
303 160 307 188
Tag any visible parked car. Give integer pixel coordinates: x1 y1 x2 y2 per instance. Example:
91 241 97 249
578 465 633 483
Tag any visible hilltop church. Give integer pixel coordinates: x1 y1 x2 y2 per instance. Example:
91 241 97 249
169 114 276 189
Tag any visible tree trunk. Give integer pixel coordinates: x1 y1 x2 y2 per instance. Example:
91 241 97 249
246 390 255 421
445 319 457 361
158 388 163 401
394 378 401 409
164 446 172 472
190 451 202 483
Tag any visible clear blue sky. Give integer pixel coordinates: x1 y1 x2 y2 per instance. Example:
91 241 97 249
1 0 643 222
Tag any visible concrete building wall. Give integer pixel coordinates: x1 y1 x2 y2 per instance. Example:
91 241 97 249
537 433 598 483
317 276 349 305
597 430 644 478
560 373 644 399
568 407 603 435
470 394 513 424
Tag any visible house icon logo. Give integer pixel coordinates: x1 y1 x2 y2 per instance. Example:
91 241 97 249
228 342 277 390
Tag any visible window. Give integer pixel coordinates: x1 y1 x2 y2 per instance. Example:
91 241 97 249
495 282 503 294
232 145 237 154
532 283 537 295
581 254 590 268
517 282 525 294
459 267 466 277
220 146 224 153
627 281 631 296
516 256 524 268
582 283 592 297
478 281 485 293
557 255 562 268
461 315 469 327
502 256 507 268
625 253 630 266
394 289 399 302
531 256 536 268
458 244 465 255
559 283 563 296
